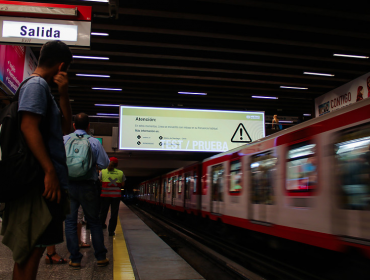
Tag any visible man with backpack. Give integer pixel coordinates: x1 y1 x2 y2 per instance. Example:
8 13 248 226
63 112 110 269
0 41 72 280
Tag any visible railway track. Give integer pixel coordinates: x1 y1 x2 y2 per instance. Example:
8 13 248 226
129 204 329 280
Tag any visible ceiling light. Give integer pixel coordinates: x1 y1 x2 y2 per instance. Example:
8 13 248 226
76 74 110 78
92 88 122 91
303 114 311 116
81 0 108 2
89 115 119 118
178 92 207 95
97 113 119 116
91 32 109 36
303 72 334 77
279 120 293 123
252 96 278 99
69 99 74 102
73 55 109 60
280 86 308 90
95 104 120 107
333 54 369 59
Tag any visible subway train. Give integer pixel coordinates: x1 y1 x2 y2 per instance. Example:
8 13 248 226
138 97 370 258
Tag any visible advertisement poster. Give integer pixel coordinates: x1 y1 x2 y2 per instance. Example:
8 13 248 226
119 106 265 152
0 44 37 94
315 72 370 117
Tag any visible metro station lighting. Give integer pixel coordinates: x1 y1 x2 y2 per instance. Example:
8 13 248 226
178 92 207 95
92 88 122 91
280 86 308 90
76 74 110 78
303 114 311 116
95 104 120 107
91 32 109 36
333 54 369 59
303 72 334 77
73 55 109 60
252 96 278 99
97 113 119 116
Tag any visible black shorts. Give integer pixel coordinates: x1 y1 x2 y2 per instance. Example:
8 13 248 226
35 190 68 247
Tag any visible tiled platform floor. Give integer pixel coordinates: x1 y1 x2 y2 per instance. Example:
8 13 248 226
0 213 114 280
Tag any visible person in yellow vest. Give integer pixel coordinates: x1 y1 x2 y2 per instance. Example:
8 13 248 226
99 157 126 236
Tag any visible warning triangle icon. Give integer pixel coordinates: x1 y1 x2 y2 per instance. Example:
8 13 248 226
231 123 252 143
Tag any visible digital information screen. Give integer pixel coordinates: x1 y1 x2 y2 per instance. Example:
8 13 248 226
119 106 265 152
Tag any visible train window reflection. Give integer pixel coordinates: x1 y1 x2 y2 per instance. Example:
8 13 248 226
178 175 183 193
230 160 242 194
185 174 191 199
211 164 224 202
193 172 197 193
168 178 171 193
251 152 276 204
335 127 370 210
286 142 317 193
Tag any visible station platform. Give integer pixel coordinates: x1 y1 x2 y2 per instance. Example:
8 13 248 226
0 202 204 280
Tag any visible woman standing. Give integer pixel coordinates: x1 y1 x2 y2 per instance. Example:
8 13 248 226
272 115 280 130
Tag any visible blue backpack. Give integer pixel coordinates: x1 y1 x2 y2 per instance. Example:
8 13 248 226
65 133 93 181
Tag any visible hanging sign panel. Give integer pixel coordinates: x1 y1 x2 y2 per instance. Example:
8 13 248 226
0 16 90 47
119 106 265 152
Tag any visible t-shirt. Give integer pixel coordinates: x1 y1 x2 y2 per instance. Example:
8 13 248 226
18 77 69 189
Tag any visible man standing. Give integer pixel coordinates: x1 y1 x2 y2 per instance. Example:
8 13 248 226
64 113 110 269
1 41 72 280
99 157 126 236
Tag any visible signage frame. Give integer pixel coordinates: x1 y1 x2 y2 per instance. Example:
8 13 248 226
119 105 265 153
0 16 91 48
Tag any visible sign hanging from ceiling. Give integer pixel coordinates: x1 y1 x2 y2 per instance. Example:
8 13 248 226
0 17 90 47
0 1 91 48
119 106 265 152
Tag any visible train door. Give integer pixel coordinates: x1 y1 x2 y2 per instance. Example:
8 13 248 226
184 172 191 208
210 164 225 215
250 151 277 223
171 176 177 206
333 125 370 241
162 179 167 205
178 175 183 207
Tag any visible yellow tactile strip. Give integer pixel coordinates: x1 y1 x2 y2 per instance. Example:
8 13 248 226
113 217 135 280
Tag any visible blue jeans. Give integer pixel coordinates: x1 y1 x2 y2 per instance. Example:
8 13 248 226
65 181 107 263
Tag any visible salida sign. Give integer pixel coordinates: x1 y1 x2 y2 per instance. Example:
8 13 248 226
3 21 78 41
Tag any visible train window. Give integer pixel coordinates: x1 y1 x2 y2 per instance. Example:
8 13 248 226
193 172 197 193
171 176 177 193
229 160 242 194
211 164 224 202
335 126 370 210
251 152 277 204
286 142 317 193
168 178 171 193
178 175 182 193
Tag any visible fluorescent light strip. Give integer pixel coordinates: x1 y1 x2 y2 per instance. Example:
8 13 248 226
178 92 207 95
73 55 109 60
91 32 109 36
95 104 120 107
92 88 122 91
252 96 278 99
81 0 108 2
89 115 119 119
303 72 334 77
76 74 110 78
97 113 119 116
280 86 308 90
303 114 311 116
279 120 293 123
333 54 369 59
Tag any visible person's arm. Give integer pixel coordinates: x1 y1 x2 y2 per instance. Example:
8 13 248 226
54 71 72 135
94 140 110 169
21 112 61 203
121 173 126 187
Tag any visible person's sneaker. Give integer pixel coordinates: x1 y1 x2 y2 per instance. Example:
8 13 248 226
97 258 109 267
69 260 81 269
109 232 115 236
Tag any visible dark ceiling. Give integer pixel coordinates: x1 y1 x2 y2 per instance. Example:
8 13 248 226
27 0 370 120
9 0 370 183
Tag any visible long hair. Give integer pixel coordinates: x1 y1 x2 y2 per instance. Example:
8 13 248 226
108 161 117 172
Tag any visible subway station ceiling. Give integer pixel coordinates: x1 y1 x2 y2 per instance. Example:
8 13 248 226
25 0 370 120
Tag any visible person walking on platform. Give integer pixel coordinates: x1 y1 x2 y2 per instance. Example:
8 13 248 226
99 157 126 236
1 41 72 280
64 113 110 269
